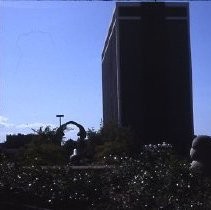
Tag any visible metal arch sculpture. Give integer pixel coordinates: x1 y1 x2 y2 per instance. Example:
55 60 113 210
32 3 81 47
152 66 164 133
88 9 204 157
56 121 86 141
54 121 86 145
55 121 87 164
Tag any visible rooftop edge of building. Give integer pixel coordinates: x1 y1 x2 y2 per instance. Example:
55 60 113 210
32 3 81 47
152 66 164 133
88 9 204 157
101 1 189 61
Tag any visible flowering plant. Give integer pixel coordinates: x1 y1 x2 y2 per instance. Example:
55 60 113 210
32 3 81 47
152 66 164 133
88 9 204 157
0 144 211 209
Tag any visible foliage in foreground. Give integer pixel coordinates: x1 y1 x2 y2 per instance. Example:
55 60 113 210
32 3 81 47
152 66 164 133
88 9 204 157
0 144 211 209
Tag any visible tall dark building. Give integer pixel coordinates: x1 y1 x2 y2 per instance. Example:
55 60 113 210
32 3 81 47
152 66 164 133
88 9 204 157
102 2 194 153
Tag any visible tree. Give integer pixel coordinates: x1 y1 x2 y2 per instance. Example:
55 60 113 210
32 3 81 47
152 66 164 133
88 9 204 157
20 126 67 165
85 124 138 161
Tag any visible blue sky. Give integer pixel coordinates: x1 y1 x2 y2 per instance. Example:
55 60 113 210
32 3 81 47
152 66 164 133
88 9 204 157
0 1 211 142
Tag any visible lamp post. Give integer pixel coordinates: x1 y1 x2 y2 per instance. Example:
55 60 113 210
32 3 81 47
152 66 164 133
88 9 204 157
56 115 64 127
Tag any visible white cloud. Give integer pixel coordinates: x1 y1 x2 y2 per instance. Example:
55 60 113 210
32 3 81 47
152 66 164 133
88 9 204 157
0 115 14 127
16 122 56 129
0 116 56 129
0 115 59 140
0 116 8 123
0 116 79 142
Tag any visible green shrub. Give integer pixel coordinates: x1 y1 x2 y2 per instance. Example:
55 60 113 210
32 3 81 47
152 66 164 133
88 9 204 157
0 144 211 209
87 124 138 161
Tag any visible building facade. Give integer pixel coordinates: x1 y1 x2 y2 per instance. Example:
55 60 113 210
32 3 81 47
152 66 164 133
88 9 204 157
102 2 194 153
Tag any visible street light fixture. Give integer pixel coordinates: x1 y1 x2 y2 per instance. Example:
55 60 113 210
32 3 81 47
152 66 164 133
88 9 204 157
56 114 64 127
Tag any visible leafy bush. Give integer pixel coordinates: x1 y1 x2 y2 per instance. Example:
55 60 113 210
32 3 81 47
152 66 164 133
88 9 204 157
87 124 138 161
22 141 67 165
0 144 211 209
100 143 211 209
15 127 67 166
